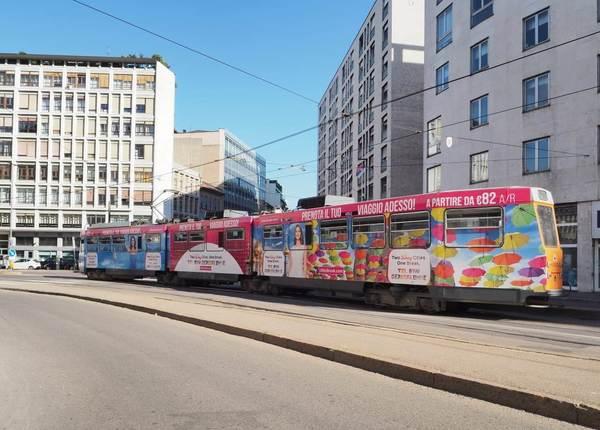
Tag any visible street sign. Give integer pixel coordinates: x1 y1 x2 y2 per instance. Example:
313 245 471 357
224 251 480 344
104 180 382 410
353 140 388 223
8 249 16 258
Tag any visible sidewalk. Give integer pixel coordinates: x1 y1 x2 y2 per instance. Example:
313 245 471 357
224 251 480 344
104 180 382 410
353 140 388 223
1 279 598 428
550 290 600 312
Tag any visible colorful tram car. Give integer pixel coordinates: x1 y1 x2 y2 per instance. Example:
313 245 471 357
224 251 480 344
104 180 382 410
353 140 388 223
80 187 562 310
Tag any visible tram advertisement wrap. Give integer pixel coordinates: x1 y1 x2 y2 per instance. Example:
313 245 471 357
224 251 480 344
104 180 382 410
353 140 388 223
387 250 430 285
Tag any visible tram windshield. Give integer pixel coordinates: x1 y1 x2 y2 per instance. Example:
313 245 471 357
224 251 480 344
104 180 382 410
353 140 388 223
536 205 558 247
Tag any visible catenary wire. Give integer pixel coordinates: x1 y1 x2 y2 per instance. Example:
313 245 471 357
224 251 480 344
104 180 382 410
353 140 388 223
70 0 318 104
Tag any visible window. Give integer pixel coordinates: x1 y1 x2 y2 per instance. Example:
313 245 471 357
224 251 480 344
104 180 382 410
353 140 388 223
555 204 576 285
0 71 15 86
135 97 154 115
382 1 389 18
134 167 152 183
135 144 145 160
189 230 204 242
445 208 503 248
135 121 154 136
67 73 86 89
63 214 82 228
113 74 133 90
226 229 244 240
537 205 559 249
0 139 10 156
523 72 549 112
470 94 488 128
263 224 284 250
137 75 155 90
382 53 388 79
0 163 11 179
174 232 187 242
53 94 62 111
524 8 549 49
470 151 488 183
427 117 442 156
382 22 389 49
380 144 388 173
0 186 10 204
16 187 34 204
471 39 488 74
381 115 388 142
20 72 39 87
353 216 385 248
0 212 9 226
427 165 441 193
436 5 453 51
15 213 34 227
436 63 449 93
0 115 12 133
0 91 14 109
17 164 35 180
381 83 388 110
39 213 58 228
320 219 348 249
133 190 152 206
391 212 430 248
471 0 493 27
18 115 37 133
99 165 107 183
380 176 387 197
523 137 550 174
17 138 35 157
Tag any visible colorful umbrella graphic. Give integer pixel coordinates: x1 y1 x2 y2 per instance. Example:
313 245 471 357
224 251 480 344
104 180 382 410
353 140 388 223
489 265 514 276
518 267 544 277
528 256 546 269
467 238 498 253
431 224 456 243
469 255 493 266
432 245 458 258
462 267 486 277
511 279 533 287
409 229 427 238
392 234 410 248
492 253 522 266
512 204 536 227
501 232 529 250
459 276 479 287
431 208 445 222
484 279 504 288
434 261 454 279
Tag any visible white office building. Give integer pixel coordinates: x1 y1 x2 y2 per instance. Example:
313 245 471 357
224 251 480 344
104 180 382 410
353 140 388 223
0 53 175 260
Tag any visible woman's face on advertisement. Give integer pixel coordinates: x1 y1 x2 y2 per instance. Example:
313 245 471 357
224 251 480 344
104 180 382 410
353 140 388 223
295 225 302 241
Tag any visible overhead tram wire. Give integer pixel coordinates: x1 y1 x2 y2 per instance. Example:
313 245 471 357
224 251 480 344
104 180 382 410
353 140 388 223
71 0 318 104
113 83 598 191
99 27 600 189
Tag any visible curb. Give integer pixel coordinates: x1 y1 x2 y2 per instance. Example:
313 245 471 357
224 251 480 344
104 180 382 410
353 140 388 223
2 287 598 429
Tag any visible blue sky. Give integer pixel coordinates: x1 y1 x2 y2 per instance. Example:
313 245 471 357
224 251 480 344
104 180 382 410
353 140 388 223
3 0 373 207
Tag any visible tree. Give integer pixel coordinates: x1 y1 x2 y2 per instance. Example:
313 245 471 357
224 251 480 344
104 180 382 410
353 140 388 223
122 53 170 69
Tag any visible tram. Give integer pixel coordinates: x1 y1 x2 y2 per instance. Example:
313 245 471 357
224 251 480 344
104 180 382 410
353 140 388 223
80 187 562 311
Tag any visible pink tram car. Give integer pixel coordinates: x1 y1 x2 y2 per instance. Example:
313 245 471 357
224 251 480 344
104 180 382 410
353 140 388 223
81 187 563 311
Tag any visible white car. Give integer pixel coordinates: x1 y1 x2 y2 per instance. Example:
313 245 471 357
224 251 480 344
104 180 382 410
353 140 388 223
12 258 41 270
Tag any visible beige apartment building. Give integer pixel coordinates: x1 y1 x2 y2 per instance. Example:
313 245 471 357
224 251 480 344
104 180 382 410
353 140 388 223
424 1 600 292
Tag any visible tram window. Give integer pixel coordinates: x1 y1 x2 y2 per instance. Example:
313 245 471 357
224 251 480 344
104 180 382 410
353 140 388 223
145 233 160 243
352 216 385 248
445 208 503 248
226 229 244 240
536 205 558 247
98 236 111 252
320 219 348 249
174 232 187 242
112 235 126 252
391 212 430 249
87 237 97 244
189 230 204 242
264 225 284 250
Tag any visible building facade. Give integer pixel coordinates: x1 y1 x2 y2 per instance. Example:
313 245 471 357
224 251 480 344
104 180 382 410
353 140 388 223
265 179 287 211
424 0 600 292
317 0 425 201
173 129 266 214
0 53 175 260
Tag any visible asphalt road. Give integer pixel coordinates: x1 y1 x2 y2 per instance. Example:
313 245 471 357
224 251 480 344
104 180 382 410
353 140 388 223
0 290 583 429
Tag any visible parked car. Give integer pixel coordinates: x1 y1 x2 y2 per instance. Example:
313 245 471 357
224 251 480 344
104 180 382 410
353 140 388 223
13 258 41 270
41 256 76 270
